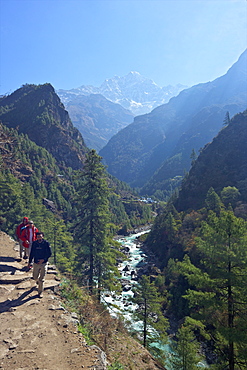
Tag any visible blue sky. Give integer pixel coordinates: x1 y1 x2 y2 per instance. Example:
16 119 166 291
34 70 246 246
0 0 246 95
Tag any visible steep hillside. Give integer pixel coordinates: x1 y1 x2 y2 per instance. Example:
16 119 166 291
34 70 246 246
64 93 134 151
100 49 247 190
0 83 88 170
0 121 77 223
0 121 153 237
174 110 247 211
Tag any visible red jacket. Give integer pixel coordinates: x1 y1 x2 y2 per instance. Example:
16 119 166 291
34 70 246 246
20 225 39 245
15 217 29 239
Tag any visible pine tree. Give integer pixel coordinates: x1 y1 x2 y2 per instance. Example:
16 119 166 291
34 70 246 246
43 218 75 273
170 317 204 370
131 275 168 349
220 186 241 208
223 111 231 125
179 210 247 369
74 149 120 299
205 187 222 215
0 171 25 233
190 148 197 166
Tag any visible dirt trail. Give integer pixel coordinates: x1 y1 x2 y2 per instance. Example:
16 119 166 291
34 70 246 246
0 231 106 370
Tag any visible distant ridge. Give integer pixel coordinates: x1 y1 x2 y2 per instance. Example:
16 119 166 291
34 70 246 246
61 93 134 151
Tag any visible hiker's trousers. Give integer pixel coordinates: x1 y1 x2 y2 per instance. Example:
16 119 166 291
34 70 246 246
18 240 27 259
33 262 48 293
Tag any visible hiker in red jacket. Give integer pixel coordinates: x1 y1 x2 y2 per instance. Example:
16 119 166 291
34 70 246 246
20 220 39 259
15 217 29 259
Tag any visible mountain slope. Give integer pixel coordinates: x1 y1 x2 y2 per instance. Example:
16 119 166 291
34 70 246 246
174 109 247 211
99 49 247 189
64 93 134 151
0 83 88 170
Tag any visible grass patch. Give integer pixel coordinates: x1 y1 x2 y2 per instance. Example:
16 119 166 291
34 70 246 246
107 361 125 369
77 323 95 345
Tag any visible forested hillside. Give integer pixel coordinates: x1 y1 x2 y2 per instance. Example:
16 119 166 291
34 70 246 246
0 83 87 170
0 122 76 271
0 122 153 235
143 110 247 369
175 110 247 211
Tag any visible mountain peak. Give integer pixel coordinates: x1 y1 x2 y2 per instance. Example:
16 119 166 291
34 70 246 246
129 71 140 76
57 73 187 116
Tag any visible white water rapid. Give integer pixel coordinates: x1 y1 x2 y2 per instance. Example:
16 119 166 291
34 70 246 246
102 230 208 369
103 230 148 329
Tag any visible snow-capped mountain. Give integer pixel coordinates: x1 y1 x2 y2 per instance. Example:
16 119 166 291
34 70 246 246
57 72 187 115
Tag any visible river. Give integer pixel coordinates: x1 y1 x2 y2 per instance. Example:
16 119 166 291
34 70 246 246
103 230 148 329
102 230 208 369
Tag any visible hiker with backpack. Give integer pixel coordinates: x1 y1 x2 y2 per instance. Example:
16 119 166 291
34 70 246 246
15 216 29 260
20 220 39 259
28 232 52 298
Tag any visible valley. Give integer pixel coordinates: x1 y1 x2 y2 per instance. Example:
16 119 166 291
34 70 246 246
0 47 246 369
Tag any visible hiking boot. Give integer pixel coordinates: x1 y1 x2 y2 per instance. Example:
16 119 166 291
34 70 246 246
24 255 28 259
38 292 43 298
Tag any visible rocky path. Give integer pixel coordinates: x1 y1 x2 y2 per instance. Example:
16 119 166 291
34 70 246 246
0 231 106 370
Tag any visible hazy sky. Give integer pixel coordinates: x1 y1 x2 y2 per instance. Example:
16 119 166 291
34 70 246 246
0 0 246 94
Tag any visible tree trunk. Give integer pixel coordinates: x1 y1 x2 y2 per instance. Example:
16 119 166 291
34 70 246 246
89 245 94 294
89 219 94 294
228 259 234 370
144 298 147 347
97 262 101 302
